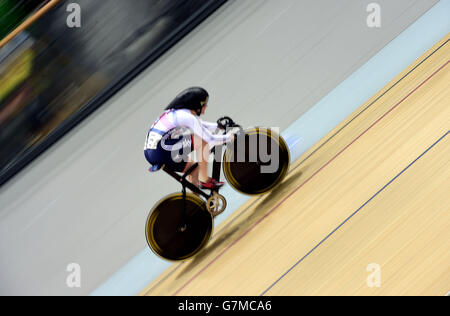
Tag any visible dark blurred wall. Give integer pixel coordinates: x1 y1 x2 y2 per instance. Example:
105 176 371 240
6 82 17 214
0 0 47 39
30 0 209 76
0 0 226 186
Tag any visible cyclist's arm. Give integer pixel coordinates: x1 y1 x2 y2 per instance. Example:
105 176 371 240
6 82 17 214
200 120 220 133
177 111 233 146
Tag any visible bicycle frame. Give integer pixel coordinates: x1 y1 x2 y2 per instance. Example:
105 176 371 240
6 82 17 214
162 143 226 201
161 143 226 229
160 117 240 227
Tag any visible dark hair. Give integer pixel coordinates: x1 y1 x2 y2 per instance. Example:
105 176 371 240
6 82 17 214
165 87 209 116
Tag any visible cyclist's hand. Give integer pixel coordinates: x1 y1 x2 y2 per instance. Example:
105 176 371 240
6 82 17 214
226 127 241 142
217 116 235 130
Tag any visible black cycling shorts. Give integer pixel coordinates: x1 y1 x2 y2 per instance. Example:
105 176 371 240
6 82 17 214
145 133 194 172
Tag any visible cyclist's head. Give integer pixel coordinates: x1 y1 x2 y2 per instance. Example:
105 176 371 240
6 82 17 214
165 87 209 116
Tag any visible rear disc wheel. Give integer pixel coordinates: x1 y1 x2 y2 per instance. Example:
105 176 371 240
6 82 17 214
145 193 213 261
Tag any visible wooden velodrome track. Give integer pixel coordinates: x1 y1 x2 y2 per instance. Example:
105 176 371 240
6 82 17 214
140 34 450 296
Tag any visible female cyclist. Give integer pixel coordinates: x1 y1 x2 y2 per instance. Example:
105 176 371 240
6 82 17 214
144 87 236 190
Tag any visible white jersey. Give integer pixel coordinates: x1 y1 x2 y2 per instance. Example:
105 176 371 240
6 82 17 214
145 109 233 150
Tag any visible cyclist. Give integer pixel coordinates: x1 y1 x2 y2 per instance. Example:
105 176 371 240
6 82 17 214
144 87 236 190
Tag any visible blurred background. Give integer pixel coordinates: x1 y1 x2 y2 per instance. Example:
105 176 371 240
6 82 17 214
0 0 442 296
0 0 226 187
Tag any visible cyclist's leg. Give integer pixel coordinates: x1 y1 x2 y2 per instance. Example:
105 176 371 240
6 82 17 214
192 134 210 183
183 157 199 187
158 131 194 173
